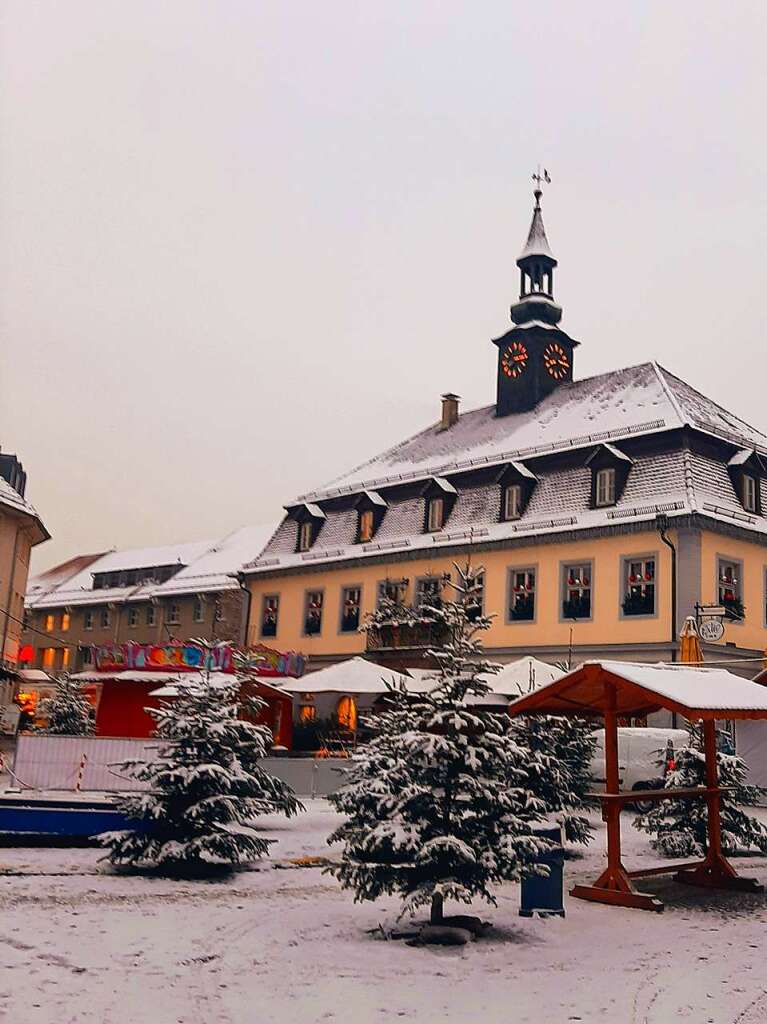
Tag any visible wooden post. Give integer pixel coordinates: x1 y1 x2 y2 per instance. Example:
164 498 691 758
703 718 722 861
603 683 622 871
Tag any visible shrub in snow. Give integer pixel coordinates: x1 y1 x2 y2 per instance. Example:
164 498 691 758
633 723 767 857
328 565 551 925
102 664 302 871
36 674 95 736
510 711 596 846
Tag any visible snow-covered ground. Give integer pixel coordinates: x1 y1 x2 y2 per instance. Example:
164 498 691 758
2 802 767 1023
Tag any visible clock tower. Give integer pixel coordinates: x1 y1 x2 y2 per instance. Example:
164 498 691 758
493 177 579 416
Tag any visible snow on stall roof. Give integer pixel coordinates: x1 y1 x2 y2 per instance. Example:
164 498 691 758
479 656 565 696
510 660 767 717
278 657 410 695
294 363 767 503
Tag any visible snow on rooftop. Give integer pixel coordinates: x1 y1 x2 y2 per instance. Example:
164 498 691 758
296 363 767 503
27 524 276 608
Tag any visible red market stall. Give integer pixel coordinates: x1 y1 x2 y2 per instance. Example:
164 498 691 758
508 660 767 912
72 642 299 748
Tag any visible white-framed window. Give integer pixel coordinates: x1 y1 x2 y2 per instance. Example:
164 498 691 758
622 556 656 616
127 607 139 628
359 509 375 543
166 602 180 625
146 604 157 627
508 567 536 622
340 586 362 633
304 590 324 635
377 579 408 608
83 610 94 631
298 521 313 552
743 474 757 513
415 576 443 611
562 562 592 620
503 483 522 521
100 607 111 629
595 468 616 507
426 497 444 532
193 597 204 623
718 557 744 621
261 595 279 638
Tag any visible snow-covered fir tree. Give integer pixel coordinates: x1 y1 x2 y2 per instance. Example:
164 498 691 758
102 646 302 871
510 710 596 846
37 674 95 736
633 722 767 857
328 565 551 925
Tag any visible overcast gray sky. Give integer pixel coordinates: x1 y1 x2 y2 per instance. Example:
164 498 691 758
1 1 765 572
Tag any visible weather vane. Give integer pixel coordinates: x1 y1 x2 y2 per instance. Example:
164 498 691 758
532 165 551 192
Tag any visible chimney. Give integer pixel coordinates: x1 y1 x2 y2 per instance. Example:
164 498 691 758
440 393 460 430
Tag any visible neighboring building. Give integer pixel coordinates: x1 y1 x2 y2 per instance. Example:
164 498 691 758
241 185 767 678
23 524 272 675
0 454 48 685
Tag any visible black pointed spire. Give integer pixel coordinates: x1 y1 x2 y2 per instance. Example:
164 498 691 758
511 178 562 327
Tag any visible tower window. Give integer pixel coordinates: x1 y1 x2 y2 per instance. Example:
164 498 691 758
743 474 757 513
44 614 54 632
359 510 375 543
508 568 536 622
426 497 444 532
261 595 279 638
100 608 111 628
83 610 94 631
193 597 204 623
146 604 157 627
595 468 616 507
304 590 324 635
340 586 362 633
127 607 139 628
61 612 70 632
166 602 180 625
503 484 523 521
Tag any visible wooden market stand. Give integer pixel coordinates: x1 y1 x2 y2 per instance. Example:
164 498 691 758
508 660 767 912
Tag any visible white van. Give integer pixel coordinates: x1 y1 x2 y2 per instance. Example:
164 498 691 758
590 727 689 811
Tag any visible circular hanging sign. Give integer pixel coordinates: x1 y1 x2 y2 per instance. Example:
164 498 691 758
699 618 725 643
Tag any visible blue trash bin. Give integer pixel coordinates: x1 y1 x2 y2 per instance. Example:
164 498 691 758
519 824 566 918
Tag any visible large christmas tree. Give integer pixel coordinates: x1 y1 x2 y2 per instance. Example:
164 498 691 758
328 565 551 926
102 653 302 871
633 723 767 857
37 674 95 736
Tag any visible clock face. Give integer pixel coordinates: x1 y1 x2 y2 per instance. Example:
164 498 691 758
501 341 528 379
543 342 570 380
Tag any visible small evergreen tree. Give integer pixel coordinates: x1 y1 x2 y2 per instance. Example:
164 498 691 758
102 654 302 871
633 723 767 857
511 711 597 846
328 565 551 925
37 674 95 736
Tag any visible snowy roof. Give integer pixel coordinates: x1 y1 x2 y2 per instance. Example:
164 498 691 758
479 656 566 696
27 524 274 609
508 660 767 720
277 657 410 695
0 476 48 544
292 363 767 504
519 203 555 261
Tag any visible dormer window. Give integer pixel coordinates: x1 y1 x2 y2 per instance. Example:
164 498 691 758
595 468 616 507
503 484 522 521
427 497 444 532
422 477 457 534
359 510 375 542
354 491 386 544
298 521 313 552
587 443 632 509
728 449 765 515
289 501 326 553
743 474 757 513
